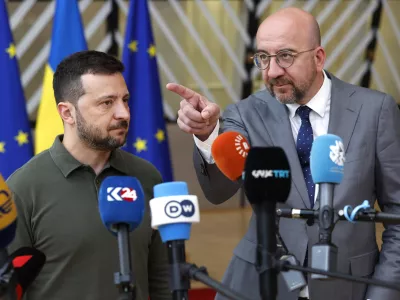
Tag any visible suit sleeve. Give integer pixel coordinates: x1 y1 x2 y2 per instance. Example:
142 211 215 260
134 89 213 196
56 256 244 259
366 95 400 300
193 103 249 205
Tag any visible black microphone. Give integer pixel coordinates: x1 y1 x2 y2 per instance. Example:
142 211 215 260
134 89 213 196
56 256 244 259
243 147 291 300
9 247 46 300
309 134 345 280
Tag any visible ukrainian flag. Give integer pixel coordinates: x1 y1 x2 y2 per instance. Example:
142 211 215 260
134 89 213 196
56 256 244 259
35 0 87 154
0 1 33 179
122 0 174 182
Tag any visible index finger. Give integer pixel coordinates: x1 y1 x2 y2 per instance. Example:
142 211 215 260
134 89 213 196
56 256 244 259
166 83 201 106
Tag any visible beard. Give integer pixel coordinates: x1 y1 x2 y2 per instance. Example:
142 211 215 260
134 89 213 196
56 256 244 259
265 67 317 104
75 108 128 151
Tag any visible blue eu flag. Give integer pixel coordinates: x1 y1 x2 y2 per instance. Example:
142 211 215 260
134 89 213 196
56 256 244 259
122 0 173 182
0 1 33 179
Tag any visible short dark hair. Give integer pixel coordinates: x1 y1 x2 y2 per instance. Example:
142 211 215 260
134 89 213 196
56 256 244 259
53 50 124 104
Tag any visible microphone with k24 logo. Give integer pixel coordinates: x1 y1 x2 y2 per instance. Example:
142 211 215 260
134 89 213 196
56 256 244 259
98 176 145 300
310 134 345 280
149 182 200 300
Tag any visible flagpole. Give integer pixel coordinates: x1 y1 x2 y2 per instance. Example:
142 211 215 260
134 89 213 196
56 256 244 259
107 0 119 57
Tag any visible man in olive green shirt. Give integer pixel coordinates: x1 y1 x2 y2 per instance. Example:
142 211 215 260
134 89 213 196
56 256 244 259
6 50 171 300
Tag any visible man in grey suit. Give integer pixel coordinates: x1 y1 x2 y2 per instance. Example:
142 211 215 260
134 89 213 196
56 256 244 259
167 7 400 300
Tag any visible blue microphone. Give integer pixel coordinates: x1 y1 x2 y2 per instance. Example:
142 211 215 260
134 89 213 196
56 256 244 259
149 182 200 300
98 176 145 299
310 134 345 280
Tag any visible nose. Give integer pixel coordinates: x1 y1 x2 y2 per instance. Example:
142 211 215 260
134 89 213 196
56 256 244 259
267 57 285 79
114 100 130 120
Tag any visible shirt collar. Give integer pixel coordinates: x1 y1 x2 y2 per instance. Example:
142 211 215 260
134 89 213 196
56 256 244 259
286 70 331 119
49 135 129 177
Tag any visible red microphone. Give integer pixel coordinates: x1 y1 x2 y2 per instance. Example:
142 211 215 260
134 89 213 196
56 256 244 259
10 247 46 300
211 131 250 181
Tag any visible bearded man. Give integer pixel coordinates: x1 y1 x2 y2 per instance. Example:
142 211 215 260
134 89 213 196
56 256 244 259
7 50 171 300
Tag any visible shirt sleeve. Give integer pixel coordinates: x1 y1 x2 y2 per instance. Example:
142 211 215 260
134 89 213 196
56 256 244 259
7 191 34 253
192 120 220 164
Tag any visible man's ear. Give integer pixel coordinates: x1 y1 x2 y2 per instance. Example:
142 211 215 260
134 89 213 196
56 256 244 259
57 102 75 125
315 46 326 72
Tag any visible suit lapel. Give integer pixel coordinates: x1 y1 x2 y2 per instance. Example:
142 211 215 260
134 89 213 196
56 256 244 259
254 95 311 209
327 73 363 153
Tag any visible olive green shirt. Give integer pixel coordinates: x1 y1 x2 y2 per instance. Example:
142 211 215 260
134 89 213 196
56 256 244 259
6 135 171 300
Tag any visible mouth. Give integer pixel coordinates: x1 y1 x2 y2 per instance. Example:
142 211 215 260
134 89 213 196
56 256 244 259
274 83 290 88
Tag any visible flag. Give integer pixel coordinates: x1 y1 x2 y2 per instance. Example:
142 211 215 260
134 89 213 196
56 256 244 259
122 0 174 182
35 0 87 154
0 1 33 179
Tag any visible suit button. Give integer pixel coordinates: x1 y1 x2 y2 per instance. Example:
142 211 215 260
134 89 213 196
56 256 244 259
200 164 206 175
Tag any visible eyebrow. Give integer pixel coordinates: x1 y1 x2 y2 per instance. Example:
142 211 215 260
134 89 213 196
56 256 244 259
255 48 298 54
95 93 130 101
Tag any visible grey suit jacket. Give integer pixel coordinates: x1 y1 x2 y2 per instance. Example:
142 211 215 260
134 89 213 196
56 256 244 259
193 72 400 300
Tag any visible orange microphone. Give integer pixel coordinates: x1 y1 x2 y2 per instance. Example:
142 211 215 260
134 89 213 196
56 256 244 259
211 131 250 181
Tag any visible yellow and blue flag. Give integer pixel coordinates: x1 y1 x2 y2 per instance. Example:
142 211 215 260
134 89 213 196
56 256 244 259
35 0 87 154
122 0 173 182
0 1 33 179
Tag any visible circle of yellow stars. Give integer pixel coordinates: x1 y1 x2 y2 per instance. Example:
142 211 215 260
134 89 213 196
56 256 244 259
126 39 161 153
128 40 156 58
133 129 165 153
0 131 29 154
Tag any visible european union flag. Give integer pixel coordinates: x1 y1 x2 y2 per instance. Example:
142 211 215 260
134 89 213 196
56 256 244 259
122 0 173 182
0 1 33 179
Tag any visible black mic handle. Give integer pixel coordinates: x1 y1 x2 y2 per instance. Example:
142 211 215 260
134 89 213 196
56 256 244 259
167 240 190 300
180 263 252 300
277 207 400 225
255 201 278 300
115 224 135 300
338 209 400 224
277 259 400 292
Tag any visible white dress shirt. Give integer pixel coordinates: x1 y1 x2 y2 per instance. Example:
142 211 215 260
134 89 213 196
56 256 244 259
193 70 332 298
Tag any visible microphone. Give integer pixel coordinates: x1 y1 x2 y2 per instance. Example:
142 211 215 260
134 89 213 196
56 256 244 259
211 131 250 180
309 134 345 280
98 176 145 300
149 182 200 300
10 247 46 300
243 147 291 300
0 173 18 300
275 220 307 292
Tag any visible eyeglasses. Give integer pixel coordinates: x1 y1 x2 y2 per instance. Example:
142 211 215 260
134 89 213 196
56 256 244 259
252 48 316 70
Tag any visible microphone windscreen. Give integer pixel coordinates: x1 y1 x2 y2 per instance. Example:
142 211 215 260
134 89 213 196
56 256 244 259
150 182 200 243
98 176 145 234
10 247 46 295
310 134 345 184
0 173 17 248
243 147 291 204
211 131 250 181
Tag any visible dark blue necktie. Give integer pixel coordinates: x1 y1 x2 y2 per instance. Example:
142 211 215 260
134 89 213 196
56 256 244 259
296 106 315 208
